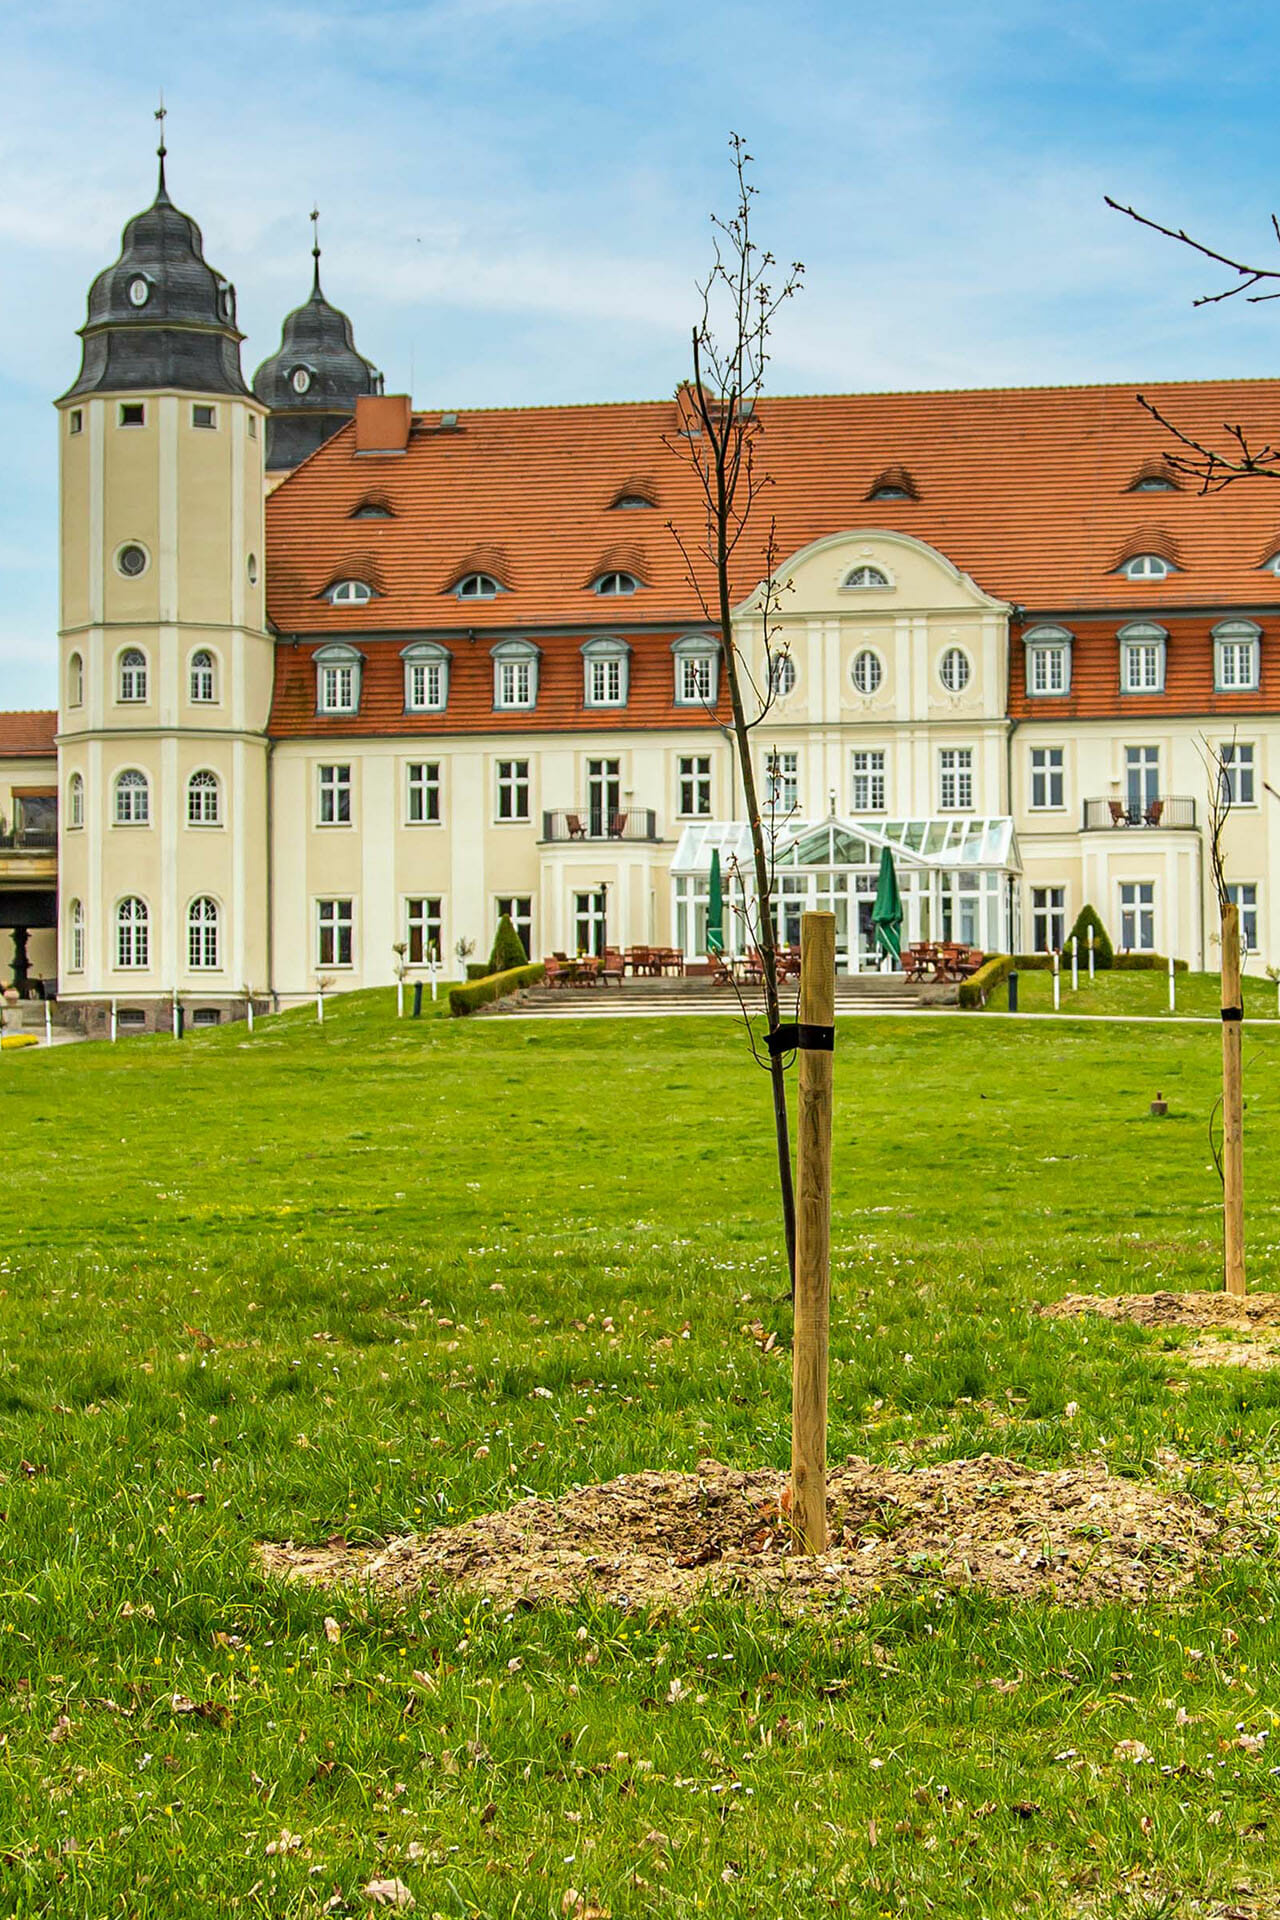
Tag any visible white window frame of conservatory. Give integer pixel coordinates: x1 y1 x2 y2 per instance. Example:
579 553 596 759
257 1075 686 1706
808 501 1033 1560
1023 624 1072 697
491 638 541 711
314 643 364 715
401 640 450 713
1212 619 1260 694
1118 622 1167 695
581 637 631 709
672 634 719 706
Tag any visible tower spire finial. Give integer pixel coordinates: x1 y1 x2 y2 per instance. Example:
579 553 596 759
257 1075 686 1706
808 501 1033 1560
155 95 169 199
310 206 322 296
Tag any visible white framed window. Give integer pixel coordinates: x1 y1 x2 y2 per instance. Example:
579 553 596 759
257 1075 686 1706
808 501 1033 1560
406 897 443 965
1219 742 1256 807
582 639 630 708
326 580 373 606
843 565 889 589
113 769 150 826
1030 746 1065 810
1024 624 1072 696
318 763 352 826
939 647 971 694
68 771 84 830
315 643 362 714
1119 881 1155 951
118 648 148 703
190 649 217 703
496 759 530 822
1227 882 1259 952
402 642 449 713
851 649 883 695
679 755 712 817
1214 620 1260 692
455 573 500 599
492 641 540 711
851 749 886 812
764 751 799 815
1119 623 1167 694
495 895 533 959
68 651 83 708
592 571 639 596
317 898 354 968
69 899 84 973
1121 553 1173 581
188 896 220 970
187 769 221 826
116 896 149 968
770 654 796 699
1031 886 1066 953
1125 744 1160 817
939 747 973 811
407 761 441 824
673 636 718 706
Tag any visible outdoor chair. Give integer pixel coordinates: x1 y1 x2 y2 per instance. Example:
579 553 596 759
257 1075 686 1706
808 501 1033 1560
607 811 628 838
1144 798 1164 827
566 814 587 840
1108 799 1126 826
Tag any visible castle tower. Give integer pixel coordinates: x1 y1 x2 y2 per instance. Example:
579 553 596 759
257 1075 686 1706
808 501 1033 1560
252 212 383 479
56 127 272 1030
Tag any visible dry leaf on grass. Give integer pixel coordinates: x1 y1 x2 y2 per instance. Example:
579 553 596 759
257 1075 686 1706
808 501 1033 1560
323 1616 341 1644
363 1878 415 1909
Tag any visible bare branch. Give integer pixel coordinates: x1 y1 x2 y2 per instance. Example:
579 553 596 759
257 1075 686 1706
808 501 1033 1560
1105 196 1280 307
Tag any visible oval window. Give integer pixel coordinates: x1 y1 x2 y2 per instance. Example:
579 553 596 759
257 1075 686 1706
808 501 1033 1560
247 554 259 585
851 649 883 695
939 647 971 693
128 277 150 307
771 656 796 697
117 544 148 578
291 367 312 395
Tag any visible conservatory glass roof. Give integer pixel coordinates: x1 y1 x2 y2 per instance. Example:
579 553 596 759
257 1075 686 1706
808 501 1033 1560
670 816 1019 876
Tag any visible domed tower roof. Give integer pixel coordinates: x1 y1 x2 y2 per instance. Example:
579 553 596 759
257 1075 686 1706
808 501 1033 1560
62 129 249 401
252 213 383 474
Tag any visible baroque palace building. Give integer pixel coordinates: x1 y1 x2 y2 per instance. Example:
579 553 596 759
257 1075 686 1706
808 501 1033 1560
4 151 1280 1024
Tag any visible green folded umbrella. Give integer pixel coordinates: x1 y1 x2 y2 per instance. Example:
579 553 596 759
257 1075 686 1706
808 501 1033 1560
872 845 903 963
707 847 725 955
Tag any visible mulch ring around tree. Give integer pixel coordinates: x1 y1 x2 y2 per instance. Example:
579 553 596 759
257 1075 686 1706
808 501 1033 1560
258 1456 1253 1613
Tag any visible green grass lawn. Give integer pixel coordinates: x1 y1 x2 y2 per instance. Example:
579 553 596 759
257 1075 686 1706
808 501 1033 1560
5 995 1280 1917
1005 965 1280 1021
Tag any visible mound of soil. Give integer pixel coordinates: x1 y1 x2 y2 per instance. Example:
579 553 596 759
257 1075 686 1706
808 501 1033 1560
259 1455 1247 1612
1046 1292 1280 1330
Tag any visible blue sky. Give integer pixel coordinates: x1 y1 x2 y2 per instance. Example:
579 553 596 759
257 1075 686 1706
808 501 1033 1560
4 0 1280 706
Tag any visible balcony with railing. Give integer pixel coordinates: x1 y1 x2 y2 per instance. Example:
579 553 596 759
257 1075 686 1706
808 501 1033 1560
0 825 57 852
1081 795 1197 832
542 807 659 844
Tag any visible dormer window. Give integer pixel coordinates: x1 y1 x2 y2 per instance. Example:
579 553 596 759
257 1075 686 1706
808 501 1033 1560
351 498 394 519
326 579 374 606
1263 552 1280 576
593 571 640 596
1132 475 1176 492
455 573 501 599
492 639 540 710
869 486 910 501
843 565 890 590
1118 621 1167 693
402 640 450 713
1023 624 1073 697
1120 553 1174 581
673 634 719 706
1214 619 1260 692
314 643 363 715
610 494 655 510
866 465 918 503
582 637 631 708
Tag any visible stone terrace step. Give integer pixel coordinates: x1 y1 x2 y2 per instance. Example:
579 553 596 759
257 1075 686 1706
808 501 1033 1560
486 974 955 1016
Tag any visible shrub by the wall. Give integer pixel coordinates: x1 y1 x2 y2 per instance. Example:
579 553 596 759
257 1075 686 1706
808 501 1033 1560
449 962 544 1017
958 955 1013 1008
488 914 529 975
1066 904 1113 968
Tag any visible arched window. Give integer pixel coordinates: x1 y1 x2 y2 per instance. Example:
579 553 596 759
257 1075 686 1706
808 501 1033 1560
68 651 83 709
188 897 220 971
190 650 216 703
402 641 450 713
851 649 883 695
672 634 719 706
492 638 541 710
116 897 149 969
592 571 640 596
68 772 84 830
1118 621 1168 694
455 573 501 599
843 566 890 590
581 637 631 708
1121 553 1173 581
69 899 84 973
325 579 374 606
939 647 972 693
1023 624 1073 697
187 769 221 826
314 644 363 714
1213 619 1260 693
610 493 655 510
113 769 150 826
118 648 147 703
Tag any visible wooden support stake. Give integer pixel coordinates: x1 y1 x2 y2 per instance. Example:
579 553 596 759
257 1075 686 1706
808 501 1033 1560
1221 901 1246 1298
791 910 835 1554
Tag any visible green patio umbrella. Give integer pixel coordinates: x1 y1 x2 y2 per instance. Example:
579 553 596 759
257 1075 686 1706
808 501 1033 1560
872 845 903 965
706 847 725 955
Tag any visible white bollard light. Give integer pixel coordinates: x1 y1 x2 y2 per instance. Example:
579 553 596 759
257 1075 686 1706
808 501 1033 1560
44 1001 52 1045
316 993 324 1024
1071 936 1078 992
111 998 118 1043
1088 927 1095 981
397 977 404 1019
1169 953 1176 1015
246 993 254 1035
1052 948 1060 1012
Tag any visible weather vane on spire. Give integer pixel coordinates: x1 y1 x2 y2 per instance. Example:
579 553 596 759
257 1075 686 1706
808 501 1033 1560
310 206 322 294
155 95 168 195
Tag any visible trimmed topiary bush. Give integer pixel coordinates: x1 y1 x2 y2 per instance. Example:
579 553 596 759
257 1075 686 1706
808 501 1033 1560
449 962 544 1017
487 914 529 975
1066 904 1113 969
958 955 1012 1008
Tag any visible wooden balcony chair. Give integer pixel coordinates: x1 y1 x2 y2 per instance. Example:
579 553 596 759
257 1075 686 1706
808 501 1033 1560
566 814 587 840
1108 798 1126 826
1144 798 1164 827
607 811 629 838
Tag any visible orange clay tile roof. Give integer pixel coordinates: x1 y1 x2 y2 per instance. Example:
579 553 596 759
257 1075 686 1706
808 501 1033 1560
0 711 57 758
264 379 1280 733
1010 614 1280 720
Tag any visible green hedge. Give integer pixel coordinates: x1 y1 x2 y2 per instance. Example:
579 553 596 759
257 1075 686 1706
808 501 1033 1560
958 955 1013 1008
1114 953 1188 972
449 962 545 1017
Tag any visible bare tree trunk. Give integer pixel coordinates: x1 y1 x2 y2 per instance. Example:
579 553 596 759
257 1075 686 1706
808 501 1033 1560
1221 900 1246 1296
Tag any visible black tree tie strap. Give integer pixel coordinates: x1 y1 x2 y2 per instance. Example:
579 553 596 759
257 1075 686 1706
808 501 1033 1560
1221 1006 1244 1022
766 1023 835 1056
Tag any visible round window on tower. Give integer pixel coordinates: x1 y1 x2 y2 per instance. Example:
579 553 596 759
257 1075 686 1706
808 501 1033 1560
291 367 313 394
116 543 149 578
247 554 259 585
128 276 151 308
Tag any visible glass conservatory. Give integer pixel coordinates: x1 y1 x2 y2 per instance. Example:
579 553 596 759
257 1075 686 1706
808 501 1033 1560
669 816 1020 971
